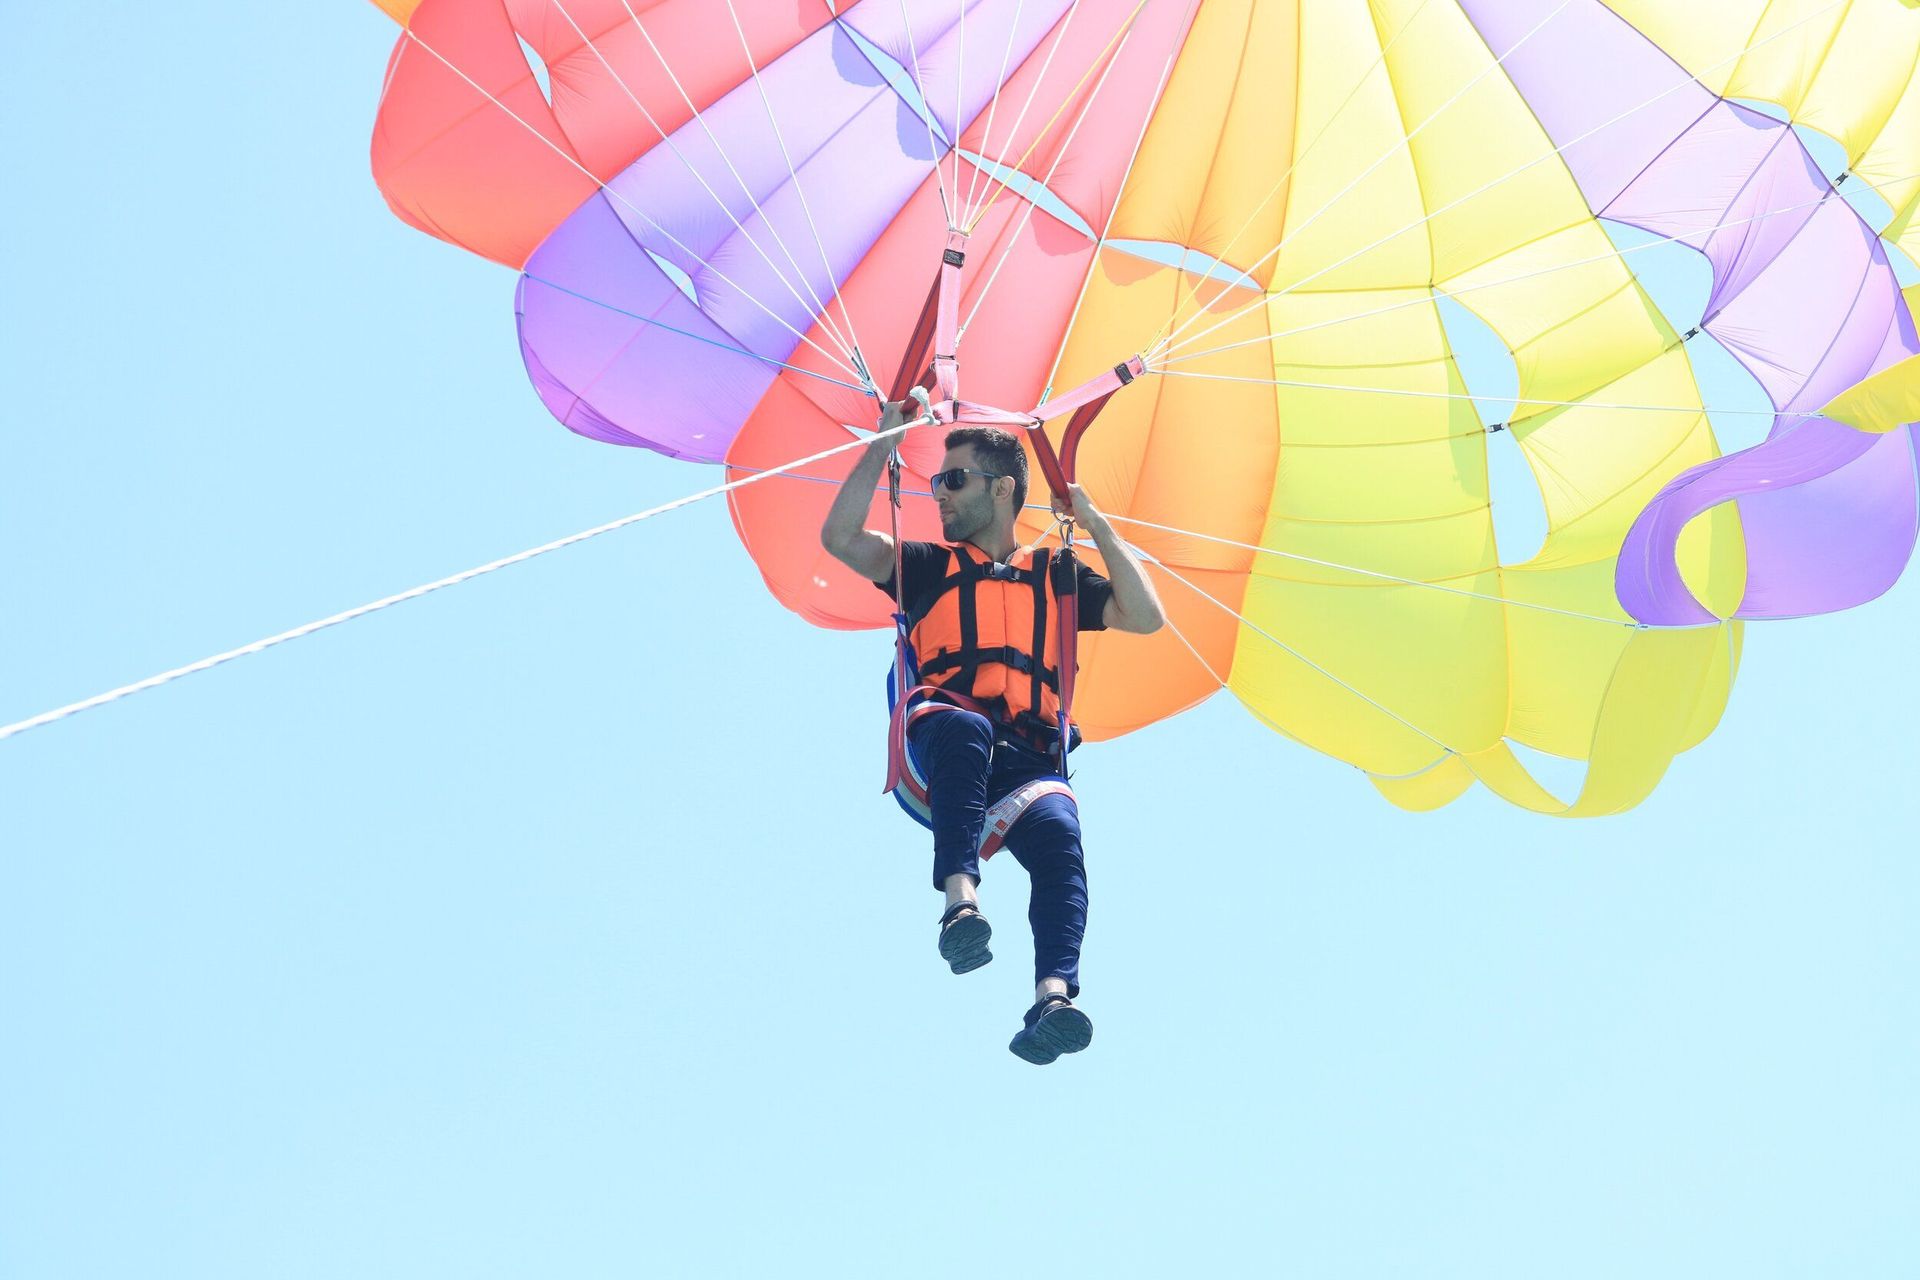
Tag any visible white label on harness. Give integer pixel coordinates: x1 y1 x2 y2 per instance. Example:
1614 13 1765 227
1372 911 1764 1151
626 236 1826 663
978 778 1075 856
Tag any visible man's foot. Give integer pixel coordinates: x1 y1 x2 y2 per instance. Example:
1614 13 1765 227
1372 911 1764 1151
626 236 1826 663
1008 994 1093 1065
937 901 993 974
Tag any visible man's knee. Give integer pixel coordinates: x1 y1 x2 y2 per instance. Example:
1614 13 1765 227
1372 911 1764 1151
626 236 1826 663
1014 796 1085 875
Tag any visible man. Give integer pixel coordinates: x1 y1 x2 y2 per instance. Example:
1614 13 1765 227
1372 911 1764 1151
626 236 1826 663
821 399 1166 1063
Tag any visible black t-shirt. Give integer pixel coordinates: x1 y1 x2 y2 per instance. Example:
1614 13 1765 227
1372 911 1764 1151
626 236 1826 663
875 540 1114 631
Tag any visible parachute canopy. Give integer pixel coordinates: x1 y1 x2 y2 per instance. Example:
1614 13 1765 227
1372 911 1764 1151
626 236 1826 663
370 0 1920 814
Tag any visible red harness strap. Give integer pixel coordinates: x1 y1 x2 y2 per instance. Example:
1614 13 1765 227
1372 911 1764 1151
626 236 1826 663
881 239 1131 791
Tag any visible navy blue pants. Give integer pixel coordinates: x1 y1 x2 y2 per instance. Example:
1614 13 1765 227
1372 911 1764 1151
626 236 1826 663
908 709 1087 997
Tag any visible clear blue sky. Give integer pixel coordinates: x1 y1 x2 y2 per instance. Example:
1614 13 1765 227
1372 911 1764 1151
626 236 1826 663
3 6 1916 1278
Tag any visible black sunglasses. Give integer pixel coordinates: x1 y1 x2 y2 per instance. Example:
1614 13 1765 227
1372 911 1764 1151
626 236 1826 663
929 467 1006 492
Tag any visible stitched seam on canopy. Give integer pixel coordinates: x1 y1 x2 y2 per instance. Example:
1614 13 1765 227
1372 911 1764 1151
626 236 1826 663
1524 411 1713 544
578 0 864 365
1154 0 1856 365
1778 230 1885 414
581 190 765 360
1799 0 1856 117
1703 185 1855 368
1183 4 1261 262
1154 0 1585 358
959 0 1037 220
399 25 862 379
1364 0 1437 287
1260 503 1495 528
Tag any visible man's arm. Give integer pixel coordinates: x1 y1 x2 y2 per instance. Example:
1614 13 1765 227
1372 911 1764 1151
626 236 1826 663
1061 483 1165 635
820 400 912 583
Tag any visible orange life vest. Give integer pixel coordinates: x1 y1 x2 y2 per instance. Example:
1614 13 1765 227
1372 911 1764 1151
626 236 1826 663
904 542 1070 743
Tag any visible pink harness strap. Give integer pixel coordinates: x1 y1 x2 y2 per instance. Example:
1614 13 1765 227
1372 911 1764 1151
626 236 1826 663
931 229 968 408
883 241 1141 798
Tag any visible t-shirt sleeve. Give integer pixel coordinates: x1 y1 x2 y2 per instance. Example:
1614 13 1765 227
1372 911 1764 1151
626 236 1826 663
873 540 949 606
1072 560 1114 632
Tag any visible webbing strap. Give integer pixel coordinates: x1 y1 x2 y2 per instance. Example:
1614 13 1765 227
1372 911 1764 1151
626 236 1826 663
890 273 943 403
1025 360 1144 501
904 558 1044 632
954 543 982 696
1032 357 1145 423
884 683 995 795
884 248 1138 793
1028 548 1051 732
978 777 1077 860
918 646 1059 690
932 230 968 407
1051 545 1081 774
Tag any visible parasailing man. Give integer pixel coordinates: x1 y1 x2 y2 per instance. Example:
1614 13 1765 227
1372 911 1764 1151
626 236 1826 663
821 398 1166 1064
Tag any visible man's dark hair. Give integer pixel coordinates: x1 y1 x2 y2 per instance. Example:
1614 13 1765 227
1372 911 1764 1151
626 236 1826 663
945 426 1029 516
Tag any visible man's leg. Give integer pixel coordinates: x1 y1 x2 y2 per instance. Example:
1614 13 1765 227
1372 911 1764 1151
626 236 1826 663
906 709 999 974
906 708 996 894
1002 792 1093 1063
1004 793 1088 1000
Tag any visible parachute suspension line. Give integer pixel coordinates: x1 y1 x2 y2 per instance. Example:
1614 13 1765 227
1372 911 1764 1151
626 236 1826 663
951 0 969 236
1147 588 1230 692
956 0 1088 229
1101 512 1656 630
964 0 1151 236
397 27 866 386
1128 0 1436 355
0 418 932 745
1036 0 1201 400
621 0 862 370
720 0 878 384
956 0 1033 225
1146 0 1578 358
1124 539 1458 754
1155 177 1920 370
1149 0 1851 364
896 0 960 231
552 0 865 375
1138 0 1438 358
679 461 1671 632
1149 369 1831 419
520 273 872 392
700 460 1711 633
960 0 1151 339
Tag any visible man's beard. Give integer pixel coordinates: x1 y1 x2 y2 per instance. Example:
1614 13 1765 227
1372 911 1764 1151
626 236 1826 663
941 503 983 542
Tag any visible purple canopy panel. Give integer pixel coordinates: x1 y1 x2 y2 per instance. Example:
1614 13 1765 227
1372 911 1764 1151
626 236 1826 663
1608 110 1920 623
1459 0 1920 625
841 0 1073 144
516 194 778 459
515 0 1071 462
1453 0 1715 211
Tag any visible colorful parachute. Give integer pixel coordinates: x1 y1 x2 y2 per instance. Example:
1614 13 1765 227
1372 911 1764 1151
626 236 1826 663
368 0 1920 815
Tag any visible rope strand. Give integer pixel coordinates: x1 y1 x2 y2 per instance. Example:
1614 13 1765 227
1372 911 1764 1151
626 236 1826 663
0 421 923 744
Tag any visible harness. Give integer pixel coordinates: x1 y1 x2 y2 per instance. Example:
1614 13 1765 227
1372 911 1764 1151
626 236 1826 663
877 230 1143 854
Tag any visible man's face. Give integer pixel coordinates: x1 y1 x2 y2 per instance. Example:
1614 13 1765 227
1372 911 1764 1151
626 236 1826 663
935 445 1005 543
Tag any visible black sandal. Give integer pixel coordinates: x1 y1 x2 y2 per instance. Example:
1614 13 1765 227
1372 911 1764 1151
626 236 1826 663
937 900 993 974
1008 993 1093 1065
